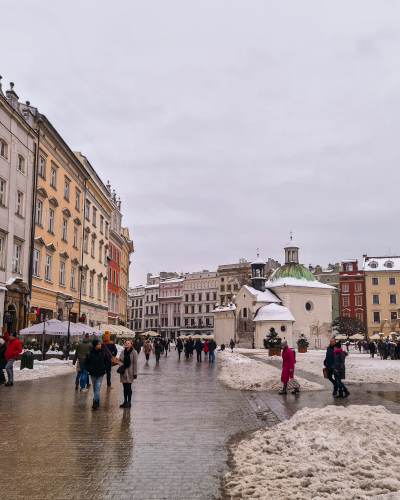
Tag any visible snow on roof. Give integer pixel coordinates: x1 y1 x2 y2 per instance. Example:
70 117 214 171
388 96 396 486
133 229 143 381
213 304 236 313
145 284 159 289
363 256 400 271
242 285 281 303
284 240 299 249
251 257 266 265
160 278 184 284
254 303 295 322
342 259 357 263
265 277 335 290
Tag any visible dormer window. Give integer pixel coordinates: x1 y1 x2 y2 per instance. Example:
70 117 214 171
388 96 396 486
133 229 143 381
369 262 377 269
385 261 393 268
346 263 353 271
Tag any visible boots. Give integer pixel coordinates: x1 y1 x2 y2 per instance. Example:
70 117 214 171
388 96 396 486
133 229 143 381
120 400 129 408
75 380 79 390
279 384 287 395
332 389 338 396
344 389 350 398
4 381 13 387
335 391 344 398
291 388 300 395
92 399 99 410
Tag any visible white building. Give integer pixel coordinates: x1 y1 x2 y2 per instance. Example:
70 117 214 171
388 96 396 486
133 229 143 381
128 285 145 333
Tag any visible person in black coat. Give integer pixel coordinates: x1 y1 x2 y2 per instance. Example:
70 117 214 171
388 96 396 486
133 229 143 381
333 341 350 398
195 339 203 362
323 338 337 395
84 340 108 410
184 339 191 359
188 337 194 357
0 338 7 384
207 339 217 363
154 340 163 365
163 338 169 356
175 338 183 360
229 339 235 352
368 341 376 358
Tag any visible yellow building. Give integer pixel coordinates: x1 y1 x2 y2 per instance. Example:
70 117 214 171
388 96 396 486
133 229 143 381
363 255 400 337
119 226 134 325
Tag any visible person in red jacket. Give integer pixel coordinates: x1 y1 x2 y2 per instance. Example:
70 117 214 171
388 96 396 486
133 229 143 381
4 333 22 386
279 340 300 395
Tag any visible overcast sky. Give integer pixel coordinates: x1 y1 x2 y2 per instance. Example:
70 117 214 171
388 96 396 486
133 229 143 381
1 1 400 285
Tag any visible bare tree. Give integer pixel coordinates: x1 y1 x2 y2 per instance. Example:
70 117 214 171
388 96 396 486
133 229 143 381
230 264 252 288
310 319 328 349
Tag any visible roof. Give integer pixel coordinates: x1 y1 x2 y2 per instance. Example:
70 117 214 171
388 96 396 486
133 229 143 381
363 256 400 272
242 285 281 303
251 257 266 266
342 259 357 263
145 284 159 290
254 303 295 322
160 278 184 284
271 263 315 282
265 276 335 290
284 240 299 249
213 304 236 312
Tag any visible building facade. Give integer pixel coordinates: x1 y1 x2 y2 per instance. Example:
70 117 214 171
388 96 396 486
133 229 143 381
363 255 400 337
339 259 365 322
311 262 341 321
144 284 159 334
119 227 134 326
182 270 218 335
0 81 36 333
128 285 145 333
159 277 183 340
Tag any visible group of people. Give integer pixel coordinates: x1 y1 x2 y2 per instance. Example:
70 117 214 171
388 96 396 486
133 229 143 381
0 332 23 386
174 336 217 363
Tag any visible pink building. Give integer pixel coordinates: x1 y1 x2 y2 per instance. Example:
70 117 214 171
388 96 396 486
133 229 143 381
159 278 183 340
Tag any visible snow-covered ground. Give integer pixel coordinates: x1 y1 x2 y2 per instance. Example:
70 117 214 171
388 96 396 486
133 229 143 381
218 351 323 392
225 405 400 499
9 359 75 382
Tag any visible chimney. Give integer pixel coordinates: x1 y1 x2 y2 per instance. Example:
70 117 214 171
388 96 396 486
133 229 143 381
6 82 19 111
0 75 4 96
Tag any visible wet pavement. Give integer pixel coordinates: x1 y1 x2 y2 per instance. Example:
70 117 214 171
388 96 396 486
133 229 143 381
0 352 262 500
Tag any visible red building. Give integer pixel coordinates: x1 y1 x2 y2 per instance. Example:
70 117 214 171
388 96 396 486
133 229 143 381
107 241 121 323
339 259 365 322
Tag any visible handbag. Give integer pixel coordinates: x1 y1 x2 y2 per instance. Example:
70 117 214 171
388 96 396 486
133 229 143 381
323 367 328 379
287 378 300 390
117 365 125 374
103 343 119 367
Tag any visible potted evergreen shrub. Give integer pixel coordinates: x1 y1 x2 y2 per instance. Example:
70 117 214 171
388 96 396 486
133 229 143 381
297 333 309 353
263 327 282 356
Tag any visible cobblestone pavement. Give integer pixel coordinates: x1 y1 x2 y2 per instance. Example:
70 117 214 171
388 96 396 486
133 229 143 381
0 352 263 500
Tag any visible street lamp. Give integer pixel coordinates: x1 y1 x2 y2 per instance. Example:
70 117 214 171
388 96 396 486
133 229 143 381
65 296 75 361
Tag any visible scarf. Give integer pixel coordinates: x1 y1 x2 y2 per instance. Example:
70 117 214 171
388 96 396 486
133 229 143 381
124 347 133 368
334 347 342 355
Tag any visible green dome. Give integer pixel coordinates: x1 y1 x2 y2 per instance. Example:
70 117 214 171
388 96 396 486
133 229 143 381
271 263 315 282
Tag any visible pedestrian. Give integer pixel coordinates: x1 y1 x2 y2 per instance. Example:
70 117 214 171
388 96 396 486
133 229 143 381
175 337 183 360
333 341 350 398
203 339 209 360
189 336 194 357
323 338 338 396
143 338 152 363
154 339 163 365
118 340 137 408
385 341 390 360
279 340 300 395
229 339 235 353
133 337 142 355
378 340 385 359
368 340 376 358
84 340 108 410
164 338 169 356
4 333 22 387
396 340 400 360
357 340 362 353
195 338 203 362
207 338 217 363
184 339 191 359
101 331 118 390
345 341 350 352
73 333 92 391
389 341 396 360
0 338 7 385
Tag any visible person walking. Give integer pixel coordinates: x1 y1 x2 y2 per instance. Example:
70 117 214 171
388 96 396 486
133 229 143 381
279 340 300 395
101 332 118 390
323 338 338 395
184 339 191 359
118 340 137 408
203 339 209 360
395 340 400 360
229 339 235 353
0 338 7 385
389 341 396 360
4 333 22 387
133 337 142 356
189 336 194 357
195 338 203 362
84 340 108 410
143 338 152 363
73 333 92 391
333 341 350 398
357 340 362 353
154 339 163 365
175 338 183 360
207 338 217 363
163 338 169 356
369 340 376 358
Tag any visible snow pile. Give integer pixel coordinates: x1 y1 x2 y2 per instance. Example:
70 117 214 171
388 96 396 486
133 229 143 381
218 351 323 392
225 405 400 499
11 359 75 382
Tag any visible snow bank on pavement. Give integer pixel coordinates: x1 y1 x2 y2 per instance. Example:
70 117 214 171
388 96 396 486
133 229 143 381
218 351 323 392
12 359 75 382
225 405 400 499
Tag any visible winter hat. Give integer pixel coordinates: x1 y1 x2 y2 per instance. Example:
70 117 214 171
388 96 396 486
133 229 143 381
335 341 342 348
282 340 288 347
10 332 17 338
92 340 99 348
103 332 110 341
84 333 90 338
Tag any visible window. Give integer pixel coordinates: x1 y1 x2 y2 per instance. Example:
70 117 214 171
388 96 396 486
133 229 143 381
117 272 119 286
346 263 353 271
391 311 397 321
33 249 40 277
185 305 188 314
50 168 56 188
114 248 117 262
355 296 362 306
83 233 88 253
91 238 95 258
372 278 378 285
81 273 86 294
198 305 202 313
36 200 43 225
16 191 23 216
18 155 24 173
227 284 231 291
243 307 247 318
198 293 202 301
48 208 55 233
356 313 362 321
233 283 238 291
145 320 149 328
118 251 120 265
386 262 393 268
0 236 3 268
109 267 112 281
372 294 379 305
85 202 90 220
113 270 116 284
343 296 349 307
89 276 93 296
206 304 210 313
342 284 348 292
185 294 189 302
103 281 106 300
104 246 107 264
38 156 45 177
71 267 76 290
92 207 97 226
390 294 397 304
305 301 313 312
97 279 101 299
73 226 78 248
0 178 5 205
0 140 7 158
75 191 80 211
390 277 396 285
105 222 109 238
220 285 225 292
191 306 195 314
12 243 21 273
213 292 217 301
206 293 210 301
59 261 66 286
64 180 70 201
99 243 103 262
370 263 377 268
373 311 380 323
62 218 68 241
44 254 52 281
355 283 361 292
100 216 104 234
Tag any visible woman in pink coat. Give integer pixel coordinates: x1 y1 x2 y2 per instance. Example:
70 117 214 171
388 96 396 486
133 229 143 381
279 340 299 395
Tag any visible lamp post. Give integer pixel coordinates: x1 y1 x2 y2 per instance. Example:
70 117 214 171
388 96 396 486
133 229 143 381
66 296 75 361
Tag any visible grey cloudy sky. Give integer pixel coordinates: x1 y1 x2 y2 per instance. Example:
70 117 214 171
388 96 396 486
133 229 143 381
1 1 400 285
